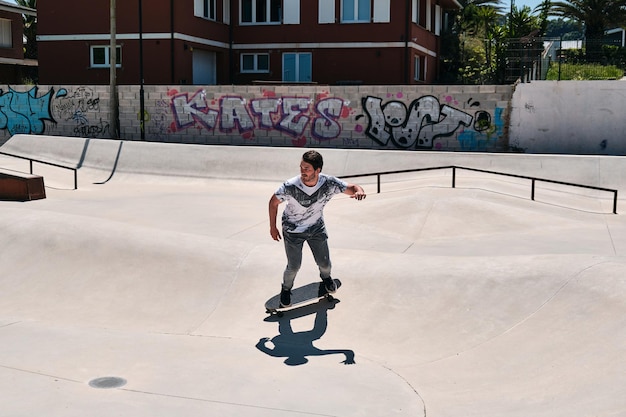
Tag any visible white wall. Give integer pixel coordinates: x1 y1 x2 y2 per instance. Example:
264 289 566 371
510 81 626 155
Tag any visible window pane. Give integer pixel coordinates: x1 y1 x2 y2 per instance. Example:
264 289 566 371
210 0 216 19
270 0 281 22
258 54 269 70
256 0 267 22
298 53 312 82
242 54 254 70
115 46 121 64
242 0 252 22
93 47 106 65
0 19 12 48
357 0 369 20
343 0 354 21
283 53 296 81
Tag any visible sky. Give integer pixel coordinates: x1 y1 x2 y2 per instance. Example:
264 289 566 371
510 0 545 12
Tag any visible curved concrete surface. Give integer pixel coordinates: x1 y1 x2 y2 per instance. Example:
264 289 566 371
1 137 625 416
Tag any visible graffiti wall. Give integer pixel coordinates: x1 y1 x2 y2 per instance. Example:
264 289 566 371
0 84 512 152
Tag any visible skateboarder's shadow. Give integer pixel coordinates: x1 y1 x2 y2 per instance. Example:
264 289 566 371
256 300 355 366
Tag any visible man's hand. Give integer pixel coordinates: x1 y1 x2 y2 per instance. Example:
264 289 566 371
270 226 282 241
347 184 366 201
350 189 366 201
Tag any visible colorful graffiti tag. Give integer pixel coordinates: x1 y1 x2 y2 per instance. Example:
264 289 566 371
167 88 499 150
1 85 502 151
0 86 55 135
168 89 348 143
359 94 497 149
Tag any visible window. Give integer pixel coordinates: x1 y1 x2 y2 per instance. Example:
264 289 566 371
0 19 12 48
241 0 281 24
90 45 122 68
283 52 311 82
241 53 270 73
195 0 217 20
342 0 370 22
414 55 422 81
412 0 419 24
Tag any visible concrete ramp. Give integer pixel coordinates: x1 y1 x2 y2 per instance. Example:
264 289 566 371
0 137 625 416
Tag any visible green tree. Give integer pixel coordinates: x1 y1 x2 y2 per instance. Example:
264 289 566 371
15 0 37 60
545 17 584 39
550 0 626 60
508 5 541 38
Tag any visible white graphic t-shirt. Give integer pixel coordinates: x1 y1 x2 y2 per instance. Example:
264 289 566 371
275 173 348 234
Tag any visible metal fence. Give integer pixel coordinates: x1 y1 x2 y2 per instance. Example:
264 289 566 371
502 36 626 82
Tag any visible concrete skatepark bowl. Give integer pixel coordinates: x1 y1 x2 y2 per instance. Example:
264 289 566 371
0 135 625 416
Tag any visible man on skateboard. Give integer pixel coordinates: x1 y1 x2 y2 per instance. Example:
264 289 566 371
269 150 366 307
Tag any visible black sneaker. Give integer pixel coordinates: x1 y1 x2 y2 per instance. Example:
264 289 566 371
322 277 336 293
280 287 292 307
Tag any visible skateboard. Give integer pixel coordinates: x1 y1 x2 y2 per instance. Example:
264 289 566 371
265 279 342 317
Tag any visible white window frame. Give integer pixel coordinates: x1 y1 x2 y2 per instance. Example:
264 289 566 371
318 0 335 23
241 0 282 25
414 55 421 81
341 0 370 23
0 18 12 48
282 52 312 82
195 0 217 21
90 45 122 68
412 0 419 24
373 0 390 23
241 53 270 73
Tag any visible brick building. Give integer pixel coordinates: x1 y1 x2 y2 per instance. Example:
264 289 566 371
37 0 461 85
0 0 37 84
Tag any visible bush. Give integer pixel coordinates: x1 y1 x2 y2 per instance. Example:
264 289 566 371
546 62 624 80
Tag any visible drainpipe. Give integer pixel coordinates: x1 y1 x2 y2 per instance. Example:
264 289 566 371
404 0 410 84
139 0 145 140
171 0 175 84
229 0 234 84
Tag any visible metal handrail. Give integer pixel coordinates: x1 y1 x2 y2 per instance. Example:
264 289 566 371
0 151 78 190
342 165 619 214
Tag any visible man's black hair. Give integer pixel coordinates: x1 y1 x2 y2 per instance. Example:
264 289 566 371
302 150 323 171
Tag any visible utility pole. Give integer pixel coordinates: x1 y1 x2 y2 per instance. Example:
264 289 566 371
139 0 145 140
110 0 120 139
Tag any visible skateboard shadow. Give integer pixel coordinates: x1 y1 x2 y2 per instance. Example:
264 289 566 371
256 299 355 366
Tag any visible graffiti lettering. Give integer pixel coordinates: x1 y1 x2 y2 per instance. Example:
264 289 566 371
55 87 100 122
361 95 474 149
73 118 110 138
313 98 343 139
220 96 255 132
170 90 347 141
279 98 310 137
171 90 218 131
250 97 280 129
0 86 56 135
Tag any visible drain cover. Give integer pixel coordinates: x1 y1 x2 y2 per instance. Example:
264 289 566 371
88 376 127 389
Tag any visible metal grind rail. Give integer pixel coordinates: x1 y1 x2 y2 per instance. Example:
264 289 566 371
0 151 78 190
342 165 619 214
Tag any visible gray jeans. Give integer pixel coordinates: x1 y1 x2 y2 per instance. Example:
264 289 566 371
282 226 331 290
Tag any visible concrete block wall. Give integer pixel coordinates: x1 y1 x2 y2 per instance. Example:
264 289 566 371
0 84 512 153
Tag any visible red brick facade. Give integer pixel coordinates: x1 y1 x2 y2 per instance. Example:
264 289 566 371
37 0 460 85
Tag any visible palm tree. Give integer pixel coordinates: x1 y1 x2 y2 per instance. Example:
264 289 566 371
508 5 541 37
15 0 37 60
551 0 626 60
460 0 504 36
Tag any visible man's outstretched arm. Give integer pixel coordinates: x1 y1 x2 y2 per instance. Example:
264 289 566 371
343 183 367 201
269 194 282 241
